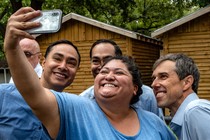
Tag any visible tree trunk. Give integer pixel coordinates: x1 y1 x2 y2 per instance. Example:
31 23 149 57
31 0 45 10
10 0 22 13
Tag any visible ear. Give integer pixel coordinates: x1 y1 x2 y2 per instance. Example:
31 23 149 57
38 53 42 59
183 75 194 91
42 58 46 68
133 85 138 95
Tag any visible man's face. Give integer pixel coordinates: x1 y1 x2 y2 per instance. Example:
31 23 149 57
91 43 115 78
41 43 79 91
21 41 40 68
151 60 185 109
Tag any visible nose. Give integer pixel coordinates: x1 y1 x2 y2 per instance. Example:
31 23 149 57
151 78 160 90
100 60 105 66
97 63 102 69
58 61 67 70
105 72 115 80
151 80 155 88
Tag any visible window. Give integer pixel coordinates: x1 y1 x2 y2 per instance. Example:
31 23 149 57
0 67 11 83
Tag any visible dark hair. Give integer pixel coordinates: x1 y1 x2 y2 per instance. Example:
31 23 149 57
44 39 81 67
89 39 122 58
102 55 143 105
153 53 200 93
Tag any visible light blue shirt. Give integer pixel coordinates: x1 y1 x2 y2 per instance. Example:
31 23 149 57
80 85 164 120
181 99 210 140
0 84 51 140
53 90 176 140
169 93 199 139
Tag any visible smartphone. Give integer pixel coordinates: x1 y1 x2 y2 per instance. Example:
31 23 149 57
26 9 62 34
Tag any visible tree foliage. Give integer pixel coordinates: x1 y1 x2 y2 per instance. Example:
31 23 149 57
0 0 209 60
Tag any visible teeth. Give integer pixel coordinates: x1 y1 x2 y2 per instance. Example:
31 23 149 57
104 84 115 87
55 73 65 78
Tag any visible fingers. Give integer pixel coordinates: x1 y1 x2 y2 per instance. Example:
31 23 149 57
4 7 41 52
13 7 35 16
7 7 41 35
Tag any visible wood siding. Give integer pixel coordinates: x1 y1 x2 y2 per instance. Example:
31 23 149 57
36 18 162 95
161 13 210 100
132 39 161 86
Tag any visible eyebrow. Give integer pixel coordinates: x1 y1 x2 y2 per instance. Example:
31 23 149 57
92 55 113 59
53 53 77 61
103 67 129 73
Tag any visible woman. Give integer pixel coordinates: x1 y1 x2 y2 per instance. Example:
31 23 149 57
4 7 176 140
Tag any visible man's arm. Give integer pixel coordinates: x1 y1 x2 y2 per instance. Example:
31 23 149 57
4 7 59 139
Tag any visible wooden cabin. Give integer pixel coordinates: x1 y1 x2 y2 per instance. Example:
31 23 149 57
36 13 163 94
151 5 210 100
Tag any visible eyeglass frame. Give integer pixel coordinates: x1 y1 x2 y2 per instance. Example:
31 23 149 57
24 51 41 58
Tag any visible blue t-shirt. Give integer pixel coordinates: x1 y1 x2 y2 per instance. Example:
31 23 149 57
0 84 51 140
53 90 176 140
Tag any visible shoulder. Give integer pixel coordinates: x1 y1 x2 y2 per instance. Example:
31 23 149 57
0 83 16 89
52 90 93 108
136 108 176 139
79 86 94 98
142 85 153 93
0 83 17 94
185 99 210 114
183 99 210 127
181 99 210 139
136 108 161 124
141 85 154 98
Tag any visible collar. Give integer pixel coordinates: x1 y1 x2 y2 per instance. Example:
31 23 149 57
171 92 199 126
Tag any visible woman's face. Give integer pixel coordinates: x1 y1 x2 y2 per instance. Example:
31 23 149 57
94 59 138 105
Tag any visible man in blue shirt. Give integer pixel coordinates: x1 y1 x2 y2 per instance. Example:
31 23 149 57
151 53 201 139
0 39 81 139
80 39 164 119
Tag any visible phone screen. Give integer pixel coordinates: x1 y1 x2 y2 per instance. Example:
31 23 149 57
26 9 62 34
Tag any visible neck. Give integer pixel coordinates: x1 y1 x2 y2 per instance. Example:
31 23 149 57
169 90 194 117
39 78 64 92
104 107 140 136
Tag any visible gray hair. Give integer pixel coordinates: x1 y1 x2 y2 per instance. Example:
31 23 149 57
153 53 200 93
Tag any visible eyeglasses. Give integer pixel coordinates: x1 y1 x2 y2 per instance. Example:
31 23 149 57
24 51 40 58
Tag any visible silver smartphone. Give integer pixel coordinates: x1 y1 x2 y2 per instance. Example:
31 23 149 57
26 9 62 34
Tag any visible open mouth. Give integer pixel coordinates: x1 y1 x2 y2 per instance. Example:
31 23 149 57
103 83 116 87
155 91 166 98
54 72 68 79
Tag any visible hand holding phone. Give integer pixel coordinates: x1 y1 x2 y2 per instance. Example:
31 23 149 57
26 9 62 34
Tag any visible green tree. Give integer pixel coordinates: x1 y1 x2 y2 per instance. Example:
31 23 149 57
0 0 44 60
192 0 210 7
0 0 209 60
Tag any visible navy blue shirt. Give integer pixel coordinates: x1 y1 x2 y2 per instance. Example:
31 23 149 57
0 84 51 140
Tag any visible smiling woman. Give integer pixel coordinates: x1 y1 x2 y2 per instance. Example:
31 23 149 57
94 56 141 105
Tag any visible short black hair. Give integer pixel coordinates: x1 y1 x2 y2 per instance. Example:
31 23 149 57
44 39 81 67
89 39 122 58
